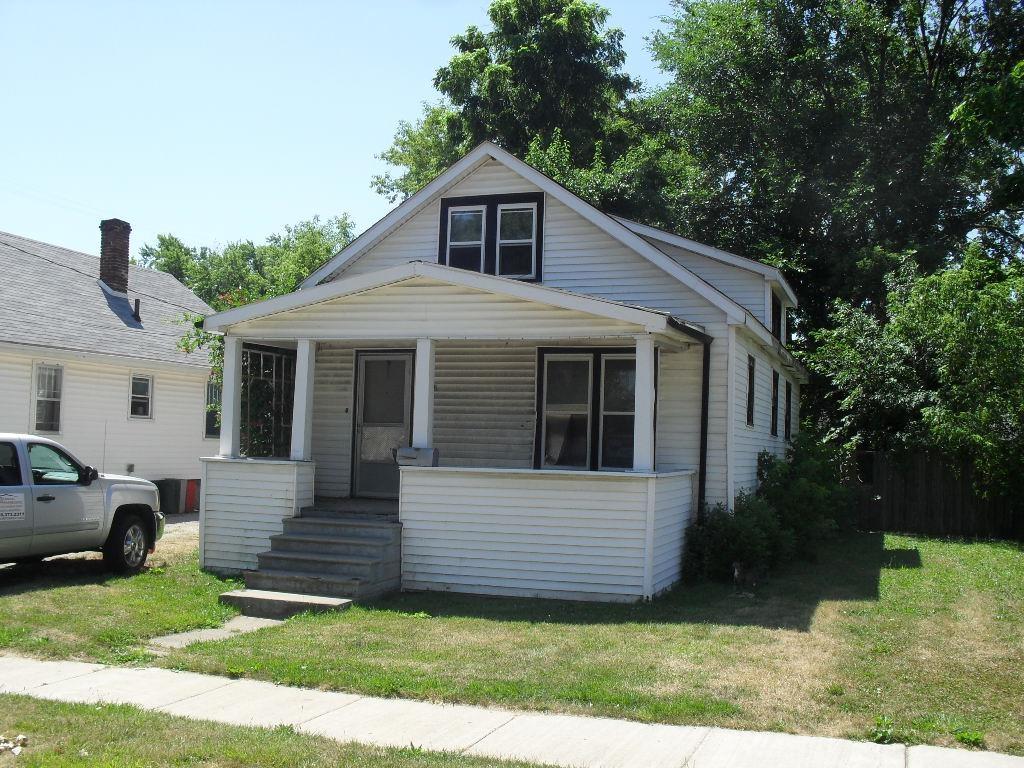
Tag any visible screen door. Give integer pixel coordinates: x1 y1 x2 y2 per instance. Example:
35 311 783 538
353 351 413 498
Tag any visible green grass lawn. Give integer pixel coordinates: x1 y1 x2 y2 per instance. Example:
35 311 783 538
0 694 543 767
2 531 1022 754
0 549 237 663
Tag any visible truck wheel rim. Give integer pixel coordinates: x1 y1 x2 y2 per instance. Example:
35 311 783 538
123 524 146 567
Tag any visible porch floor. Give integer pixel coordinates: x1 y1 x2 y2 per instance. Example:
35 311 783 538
303 497 399 520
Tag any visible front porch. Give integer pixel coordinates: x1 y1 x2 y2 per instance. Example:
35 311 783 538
199 263 710 602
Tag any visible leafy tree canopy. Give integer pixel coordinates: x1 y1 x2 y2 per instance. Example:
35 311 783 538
139 214 354 311
372 0 635 201
809 245 1024 494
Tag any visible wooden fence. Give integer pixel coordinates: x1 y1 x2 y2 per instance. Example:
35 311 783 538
853 451 1022 539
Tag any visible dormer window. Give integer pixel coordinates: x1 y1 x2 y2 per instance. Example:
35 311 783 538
497 203 537 278
438 193 543 281
447 206 486 271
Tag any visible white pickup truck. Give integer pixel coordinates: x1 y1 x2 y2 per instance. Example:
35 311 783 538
0 434 164 573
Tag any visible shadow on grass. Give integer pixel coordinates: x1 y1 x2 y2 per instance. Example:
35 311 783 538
366 531 910 632
0 556 139 596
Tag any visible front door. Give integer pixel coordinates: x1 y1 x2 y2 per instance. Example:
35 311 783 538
353 351 413 499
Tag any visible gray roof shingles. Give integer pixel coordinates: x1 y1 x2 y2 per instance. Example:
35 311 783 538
0 231 212 368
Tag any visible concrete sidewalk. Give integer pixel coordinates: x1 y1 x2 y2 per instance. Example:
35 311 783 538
1 655 1020 768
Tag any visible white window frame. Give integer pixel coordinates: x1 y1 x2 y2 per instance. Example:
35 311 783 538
446 204 487 272
32 362 63 434
129 373 154 420
598 354 636 470
541 353 593 470
496 202 537 279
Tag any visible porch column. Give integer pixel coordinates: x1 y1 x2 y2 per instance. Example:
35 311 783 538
290 339 316 461
219 334 243 457
633 335 656 472
412 337 435 448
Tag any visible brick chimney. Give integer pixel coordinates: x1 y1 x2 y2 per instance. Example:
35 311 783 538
99 218 131 294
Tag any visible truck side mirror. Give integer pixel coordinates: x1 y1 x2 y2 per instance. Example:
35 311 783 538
80 466 99 485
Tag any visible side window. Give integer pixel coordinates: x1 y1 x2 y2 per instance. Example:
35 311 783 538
542 356 592 469
28 443 81 486
34 363 63 433
745 355 756 426
0 442 22 486
205 378 222 438
130 374 153 418
785 380 793 441
771 369 780 437
771 293 783 340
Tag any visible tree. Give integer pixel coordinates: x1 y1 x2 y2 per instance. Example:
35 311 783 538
809 245 1024 495
648 0 1024 333
373 0 635 200
139 214 355 310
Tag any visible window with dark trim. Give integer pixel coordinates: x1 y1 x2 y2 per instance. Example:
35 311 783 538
746 354 756 426
784 380 793 440
535 348 638 471
771 292 783 340
438 193 544 281
205 378 222 439
770 369 780 436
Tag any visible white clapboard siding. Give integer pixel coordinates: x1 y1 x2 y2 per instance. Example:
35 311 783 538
199 458 314 573
640 237 767 320
399 467 694 601
656 345 703 471
652 472 694 594
732 334 790 495
232 279 645 340
0 349 216 479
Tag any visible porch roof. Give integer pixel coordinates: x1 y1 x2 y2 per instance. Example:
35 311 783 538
202 261 709 343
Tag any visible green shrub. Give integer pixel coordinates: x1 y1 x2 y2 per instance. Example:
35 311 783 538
683 434 849 583
757 434 852 557
684 492 795 582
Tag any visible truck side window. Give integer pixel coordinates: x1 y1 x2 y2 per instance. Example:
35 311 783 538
0 443 21 486
28 443 81 485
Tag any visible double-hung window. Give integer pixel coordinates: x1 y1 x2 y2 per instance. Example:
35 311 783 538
538 349 638 471
439 193 544 280
446 206 486 272
130 374 153 418
34 363 62 433
497 203 537 278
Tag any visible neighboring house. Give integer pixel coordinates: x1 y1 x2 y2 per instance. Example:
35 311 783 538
199 142 806 604
0 220 218 491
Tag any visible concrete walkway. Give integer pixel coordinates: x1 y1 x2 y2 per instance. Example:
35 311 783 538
1 655 1020 768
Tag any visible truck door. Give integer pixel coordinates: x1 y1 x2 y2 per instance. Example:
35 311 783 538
27 442 103 554
0 440 32 560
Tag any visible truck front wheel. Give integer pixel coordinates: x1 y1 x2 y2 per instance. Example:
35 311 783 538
103 513 149 574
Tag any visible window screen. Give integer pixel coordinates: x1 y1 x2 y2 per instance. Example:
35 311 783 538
34 364 62 432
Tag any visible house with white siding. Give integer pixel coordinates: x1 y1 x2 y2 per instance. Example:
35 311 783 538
0 221 218 503
201 142 805 608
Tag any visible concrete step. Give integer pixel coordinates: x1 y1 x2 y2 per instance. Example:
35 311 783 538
269 532 398 559
257 550 396 580
220 588 352 620
284 516 402 541
244 568 400 600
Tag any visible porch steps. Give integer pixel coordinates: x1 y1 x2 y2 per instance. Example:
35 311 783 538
219 588 352 620
231 511 403 612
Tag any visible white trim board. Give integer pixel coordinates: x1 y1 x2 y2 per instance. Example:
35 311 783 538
203 261 691 337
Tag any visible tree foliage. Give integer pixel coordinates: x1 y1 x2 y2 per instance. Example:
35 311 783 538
139 215 354 311
810 245 1024 494
372 0 635 200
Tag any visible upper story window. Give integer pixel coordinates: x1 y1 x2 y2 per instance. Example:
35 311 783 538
497 203 537 278
438 193 543 281
771 292 783 340
447 206 486 271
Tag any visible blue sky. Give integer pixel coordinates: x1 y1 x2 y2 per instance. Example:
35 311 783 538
0 1 672 260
